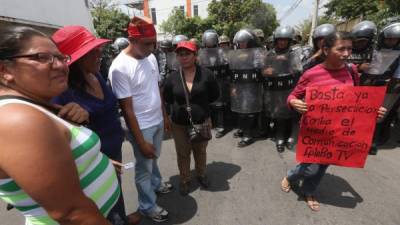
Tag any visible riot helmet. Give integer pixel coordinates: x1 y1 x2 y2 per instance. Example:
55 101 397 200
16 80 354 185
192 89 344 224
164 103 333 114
253 29 265 43
112 37 129 54
218 35 231 49
219 35 230 44
351 21 377 52
351 21 377 39
312 24 336 50
233 29 258 49
378 22 400 49
202 30 219 48
172 34 189 48
160 39 172 49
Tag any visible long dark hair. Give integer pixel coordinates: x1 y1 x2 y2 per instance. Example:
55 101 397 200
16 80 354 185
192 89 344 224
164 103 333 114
0 26 47 60
68 61 89 93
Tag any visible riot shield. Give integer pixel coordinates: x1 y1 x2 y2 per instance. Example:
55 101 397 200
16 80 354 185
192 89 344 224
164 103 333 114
394 63 400 79
198 48 228 67
365 50 400 75
228 48 265 113
262 51 298 119
166 52 179 72
198 48 230 106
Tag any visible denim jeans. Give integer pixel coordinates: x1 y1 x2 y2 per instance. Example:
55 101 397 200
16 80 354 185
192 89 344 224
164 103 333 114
126 121 164 215
287 163 329 197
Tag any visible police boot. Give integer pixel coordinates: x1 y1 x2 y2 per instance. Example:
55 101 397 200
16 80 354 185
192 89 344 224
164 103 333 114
215 107 226 138
238 114 256 148
275 119 286 152
285 118 296 150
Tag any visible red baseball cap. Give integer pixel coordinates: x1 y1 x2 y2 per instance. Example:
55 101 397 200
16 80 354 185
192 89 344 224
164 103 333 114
52 26 111 65
175 41 197 52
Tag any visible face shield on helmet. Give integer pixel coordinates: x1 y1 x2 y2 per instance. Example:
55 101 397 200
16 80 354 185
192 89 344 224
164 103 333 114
233 29 257 49
172 35 189 48
202 31 219 48
312 24 336 50
378 23 400 49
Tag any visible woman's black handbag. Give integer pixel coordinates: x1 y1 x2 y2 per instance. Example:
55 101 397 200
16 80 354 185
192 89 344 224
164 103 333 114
179 68 212 143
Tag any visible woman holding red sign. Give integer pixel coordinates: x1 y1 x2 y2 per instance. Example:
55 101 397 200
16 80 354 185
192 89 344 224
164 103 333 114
281 31 386 211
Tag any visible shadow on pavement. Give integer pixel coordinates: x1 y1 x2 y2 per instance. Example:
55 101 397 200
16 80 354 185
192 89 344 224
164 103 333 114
138 161 240 224
291 173 363 209
168 161 242 193
138 193 198 225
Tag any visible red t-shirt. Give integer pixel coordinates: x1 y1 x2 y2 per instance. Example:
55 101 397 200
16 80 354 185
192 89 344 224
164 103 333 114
287 63 359 105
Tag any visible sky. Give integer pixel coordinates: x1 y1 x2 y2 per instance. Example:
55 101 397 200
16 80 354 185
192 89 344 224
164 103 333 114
264 0 327 28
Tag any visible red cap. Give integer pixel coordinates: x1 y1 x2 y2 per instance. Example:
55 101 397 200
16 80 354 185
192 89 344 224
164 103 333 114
175 41 197 52
52 26 110 65
127 16 157 39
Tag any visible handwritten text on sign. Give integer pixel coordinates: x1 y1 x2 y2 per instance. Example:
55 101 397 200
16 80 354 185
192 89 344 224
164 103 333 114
296 86 386 168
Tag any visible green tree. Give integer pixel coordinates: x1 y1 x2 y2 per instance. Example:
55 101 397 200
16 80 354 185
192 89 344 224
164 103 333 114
324 0 380 20
207 0 278 39
160 0 278 41
160 8 212 40
323 0 400 28
90 0 130 40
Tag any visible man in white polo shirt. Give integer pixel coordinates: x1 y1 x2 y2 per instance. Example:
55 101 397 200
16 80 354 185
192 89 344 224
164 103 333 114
109 16 172 223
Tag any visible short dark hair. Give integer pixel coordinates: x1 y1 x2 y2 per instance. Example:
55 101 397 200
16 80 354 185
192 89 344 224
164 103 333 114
323 31 354 49
0 26 48 60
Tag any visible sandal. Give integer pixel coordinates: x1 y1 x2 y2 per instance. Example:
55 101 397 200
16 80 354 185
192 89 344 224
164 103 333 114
280 177 291 193
305 196 320 212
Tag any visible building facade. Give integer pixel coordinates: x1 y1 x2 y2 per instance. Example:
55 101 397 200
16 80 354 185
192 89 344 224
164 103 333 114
0 0 94 35
120 0 212 40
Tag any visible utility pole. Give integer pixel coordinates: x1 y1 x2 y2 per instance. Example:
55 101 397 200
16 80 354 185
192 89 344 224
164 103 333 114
309 0 319 46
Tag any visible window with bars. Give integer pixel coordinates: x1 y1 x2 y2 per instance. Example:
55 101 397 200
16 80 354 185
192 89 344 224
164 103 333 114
194 5 198 16
151 8 157 25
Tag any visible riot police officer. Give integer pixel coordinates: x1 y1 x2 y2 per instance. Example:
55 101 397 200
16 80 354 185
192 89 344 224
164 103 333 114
263 26 301 152
172 34 189 49
219 35 231 49
100 37 129 80
229 29 264 147
253 29 266 48
303 24 336 71
349 21 377 71
157 39 174 86
199 30 231 138
370 22 400 154
112 37 129 56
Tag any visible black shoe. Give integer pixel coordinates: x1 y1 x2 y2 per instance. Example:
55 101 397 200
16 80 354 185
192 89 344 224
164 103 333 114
276 140 285 153
215 128 225 138
179 182 190 196
238 137 254 148
233 130 243 138
286 139 295 150
197 176 210 189
369 146 378 155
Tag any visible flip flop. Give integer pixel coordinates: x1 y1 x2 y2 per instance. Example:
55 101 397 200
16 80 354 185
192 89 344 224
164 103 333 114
281 177 291 193
305 196 320 212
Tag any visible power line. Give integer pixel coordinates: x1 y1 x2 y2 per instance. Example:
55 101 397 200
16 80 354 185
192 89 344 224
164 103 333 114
278 0 303 22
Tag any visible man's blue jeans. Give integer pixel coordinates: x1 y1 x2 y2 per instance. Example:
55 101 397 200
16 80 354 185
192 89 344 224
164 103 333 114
126 121 164 215
287 163 329 197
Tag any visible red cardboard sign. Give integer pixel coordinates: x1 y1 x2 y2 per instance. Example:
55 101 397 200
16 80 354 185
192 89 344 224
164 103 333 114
296 86 386 168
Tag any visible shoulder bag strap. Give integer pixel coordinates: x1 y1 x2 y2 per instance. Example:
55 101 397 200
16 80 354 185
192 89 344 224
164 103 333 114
178 67 196 126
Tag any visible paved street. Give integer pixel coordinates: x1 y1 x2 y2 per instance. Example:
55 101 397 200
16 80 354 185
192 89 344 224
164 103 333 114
1 129 400 225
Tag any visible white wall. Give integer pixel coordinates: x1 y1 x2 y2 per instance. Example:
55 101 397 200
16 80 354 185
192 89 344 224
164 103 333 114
148 0 211 39
0 0 94 31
